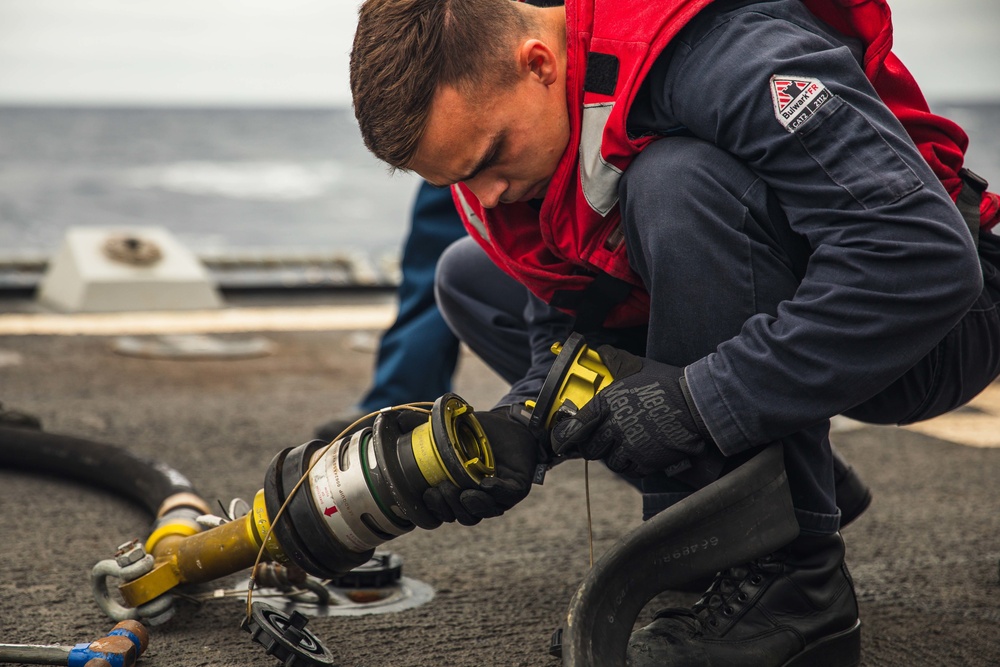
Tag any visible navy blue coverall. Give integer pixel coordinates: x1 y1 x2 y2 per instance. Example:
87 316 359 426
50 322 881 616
436 0 1000 533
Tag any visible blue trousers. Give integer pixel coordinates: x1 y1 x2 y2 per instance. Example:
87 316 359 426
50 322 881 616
436 137 1000 533
358 182 466 412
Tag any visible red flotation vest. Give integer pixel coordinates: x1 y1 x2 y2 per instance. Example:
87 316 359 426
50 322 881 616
452 0 999 328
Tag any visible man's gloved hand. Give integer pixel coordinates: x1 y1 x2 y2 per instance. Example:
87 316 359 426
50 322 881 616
422 409 539 526
549 346 715 477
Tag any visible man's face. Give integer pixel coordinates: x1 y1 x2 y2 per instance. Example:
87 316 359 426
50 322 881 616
410 71 570 208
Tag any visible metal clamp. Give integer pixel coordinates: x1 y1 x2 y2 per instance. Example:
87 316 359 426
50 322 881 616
91 541 175 625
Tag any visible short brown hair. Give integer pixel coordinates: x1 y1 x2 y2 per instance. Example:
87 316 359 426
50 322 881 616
350 0 528 170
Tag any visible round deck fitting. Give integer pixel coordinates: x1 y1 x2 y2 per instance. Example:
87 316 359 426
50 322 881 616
238 549 419 619
326 552 402 588
242 603 337 667
237 576 435 618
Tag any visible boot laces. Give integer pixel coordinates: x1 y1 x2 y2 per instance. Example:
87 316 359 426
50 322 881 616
653 556 782 632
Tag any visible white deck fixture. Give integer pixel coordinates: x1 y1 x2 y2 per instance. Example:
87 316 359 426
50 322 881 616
37 226 222 312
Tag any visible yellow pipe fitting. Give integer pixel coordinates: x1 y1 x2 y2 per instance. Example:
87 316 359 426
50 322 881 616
121 490 282 608
143 521 200 555
143 491 213 554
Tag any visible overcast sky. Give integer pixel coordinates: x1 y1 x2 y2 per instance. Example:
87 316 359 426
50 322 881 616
0 0 997 106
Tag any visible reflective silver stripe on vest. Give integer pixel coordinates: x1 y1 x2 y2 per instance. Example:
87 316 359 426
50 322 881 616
454 186 490 242
579 102 622 216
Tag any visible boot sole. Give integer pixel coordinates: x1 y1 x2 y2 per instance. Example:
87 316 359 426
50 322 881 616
783 620 861 667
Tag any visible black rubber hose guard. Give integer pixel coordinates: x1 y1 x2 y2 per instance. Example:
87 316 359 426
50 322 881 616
559 442 799 666
0 424 198 516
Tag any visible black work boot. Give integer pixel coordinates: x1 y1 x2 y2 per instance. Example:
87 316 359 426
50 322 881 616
627 533 861 667
659 445 870 597
673 446 869 595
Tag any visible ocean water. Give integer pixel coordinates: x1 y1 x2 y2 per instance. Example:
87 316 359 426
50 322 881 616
0 103 997 286
0 107 420 281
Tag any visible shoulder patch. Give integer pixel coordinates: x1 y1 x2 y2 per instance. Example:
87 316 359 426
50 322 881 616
770 75 832 133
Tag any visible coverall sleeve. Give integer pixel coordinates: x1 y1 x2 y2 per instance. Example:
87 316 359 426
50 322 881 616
652 8 983 454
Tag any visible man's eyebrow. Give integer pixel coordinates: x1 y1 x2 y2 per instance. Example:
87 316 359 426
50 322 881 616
450 131 505 185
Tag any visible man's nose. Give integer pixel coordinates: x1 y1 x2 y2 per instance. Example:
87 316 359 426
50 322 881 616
466 176 506 209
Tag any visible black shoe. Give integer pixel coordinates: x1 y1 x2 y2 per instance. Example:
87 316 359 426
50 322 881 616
655 447 871 597
627 533 861 667
832 447 871 528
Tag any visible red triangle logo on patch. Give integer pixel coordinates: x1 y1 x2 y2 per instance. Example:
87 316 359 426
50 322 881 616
769 75 831 133
771 78 810 112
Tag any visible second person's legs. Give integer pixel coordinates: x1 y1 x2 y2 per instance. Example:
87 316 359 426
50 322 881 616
435 235 576 405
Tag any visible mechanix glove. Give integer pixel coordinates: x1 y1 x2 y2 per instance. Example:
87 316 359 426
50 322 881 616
549 346 717 477
422 409 539 526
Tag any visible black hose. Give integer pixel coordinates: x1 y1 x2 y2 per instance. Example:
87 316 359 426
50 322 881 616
558 442 800 667
0 425 199 516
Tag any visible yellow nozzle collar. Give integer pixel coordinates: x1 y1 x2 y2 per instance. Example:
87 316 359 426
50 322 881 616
251 489 288 563
540 339 614 429
411 396 494 487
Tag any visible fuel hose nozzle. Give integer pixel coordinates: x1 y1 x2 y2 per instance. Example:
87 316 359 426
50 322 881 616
113 337 608 609
262 393 495 578
267 333 614 579
113 393 496 609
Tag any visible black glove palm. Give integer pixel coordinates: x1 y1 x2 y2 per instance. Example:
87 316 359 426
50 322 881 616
550 346 713 477
422 409 538 526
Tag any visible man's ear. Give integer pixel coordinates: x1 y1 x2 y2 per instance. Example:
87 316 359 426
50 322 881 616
517 39 559 85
